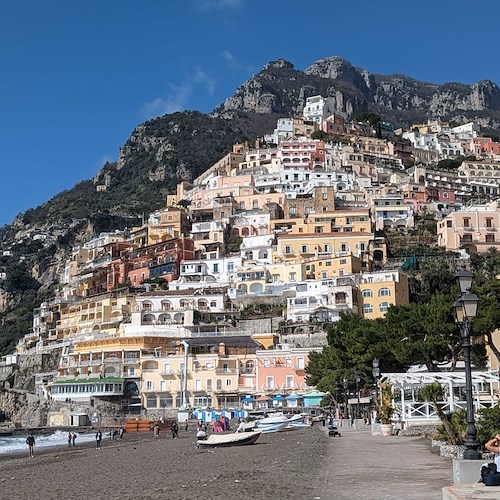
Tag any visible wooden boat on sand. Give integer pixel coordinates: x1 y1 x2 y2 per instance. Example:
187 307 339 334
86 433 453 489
197 430 261 448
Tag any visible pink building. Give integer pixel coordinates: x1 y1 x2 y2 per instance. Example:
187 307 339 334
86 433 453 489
255 346 320 397
437 200 500 253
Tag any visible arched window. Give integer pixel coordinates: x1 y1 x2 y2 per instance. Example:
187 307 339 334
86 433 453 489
142 301 153 311
362 303 373 314
216 379 222 390
361 289 372 298
245 360 255 373
378 288 390 297
379 302 389 313
161 300 172 311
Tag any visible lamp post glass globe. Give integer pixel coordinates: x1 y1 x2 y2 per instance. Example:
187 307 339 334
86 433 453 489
456 269 473 294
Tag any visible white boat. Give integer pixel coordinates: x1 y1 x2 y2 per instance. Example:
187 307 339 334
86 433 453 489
286 414 312 428
197 430 261 448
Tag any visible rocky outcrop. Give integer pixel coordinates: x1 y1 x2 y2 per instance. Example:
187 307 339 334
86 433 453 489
0 389 50 427
215 56 500 131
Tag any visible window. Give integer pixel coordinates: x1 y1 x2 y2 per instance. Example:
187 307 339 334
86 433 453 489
341 244 347 252
147 396 157 408
266 376 274 389
145 380 153 391
286 375 294 388
290 206 297 215
285 245 292 254
213 263 219 273
486 218 493 228
460 234 472 243
446 220 452 227
225 379 232 386
216 379 222 390
253 200 258 209
379 302 389 313
340 259 346 264
378 288 390 297
301 245 308 253
227 262 234 273
289 272 296 282
363 303 373 314
463 218 470 227
315 226 323 233
486 234 495 242
206 379 212 391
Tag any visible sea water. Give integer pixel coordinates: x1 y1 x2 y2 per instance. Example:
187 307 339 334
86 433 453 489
0 430 96 455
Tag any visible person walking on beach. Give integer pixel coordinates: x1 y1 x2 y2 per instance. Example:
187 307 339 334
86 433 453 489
26 432 35 458
171 421 179 439
72 432 77 446
68 431 72 447
118 427 124 439
154 424 160 438
95 430 102 449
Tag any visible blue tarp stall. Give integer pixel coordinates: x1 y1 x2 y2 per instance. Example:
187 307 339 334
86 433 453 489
272 393 284 407
241 395 254 411
302 390 325 407
285 393 302 408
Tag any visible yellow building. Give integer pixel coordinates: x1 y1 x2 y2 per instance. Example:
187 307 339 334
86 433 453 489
358 270 409 319
53 291 134 341
275 232 372 261
303 254 363 280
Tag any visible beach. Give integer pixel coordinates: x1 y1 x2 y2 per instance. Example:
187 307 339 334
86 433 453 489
0 426 327 500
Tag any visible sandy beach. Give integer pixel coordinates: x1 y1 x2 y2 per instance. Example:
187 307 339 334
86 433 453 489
0 426 327 500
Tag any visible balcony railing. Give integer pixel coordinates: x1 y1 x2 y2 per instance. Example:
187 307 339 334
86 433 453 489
215 368 238 375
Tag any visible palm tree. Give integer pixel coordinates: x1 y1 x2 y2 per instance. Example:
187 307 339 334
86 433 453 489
418 382 458 445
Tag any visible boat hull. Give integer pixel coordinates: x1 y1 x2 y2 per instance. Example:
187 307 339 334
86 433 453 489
197 431 261 448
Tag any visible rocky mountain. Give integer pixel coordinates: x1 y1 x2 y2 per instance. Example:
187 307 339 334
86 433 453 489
215 57 500 132
1 55 500 354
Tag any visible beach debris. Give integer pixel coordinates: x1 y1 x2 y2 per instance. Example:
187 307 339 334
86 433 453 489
235 480 241 483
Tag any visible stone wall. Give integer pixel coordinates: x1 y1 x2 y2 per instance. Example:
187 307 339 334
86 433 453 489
14 349 62 392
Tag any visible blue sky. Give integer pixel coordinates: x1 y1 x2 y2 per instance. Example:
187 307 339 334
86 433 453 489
1 0 498 227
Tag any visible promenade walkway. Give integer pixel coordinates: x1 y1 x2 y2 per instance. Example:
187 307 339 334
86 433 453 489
314 425 453 499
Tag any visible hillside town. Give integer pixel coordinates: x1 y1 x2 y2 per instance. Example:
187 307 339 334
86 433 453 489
2 94 500 426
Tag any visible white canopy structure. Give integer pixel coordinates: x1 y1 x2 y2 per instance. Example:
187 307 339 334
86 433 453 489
381 370 500 426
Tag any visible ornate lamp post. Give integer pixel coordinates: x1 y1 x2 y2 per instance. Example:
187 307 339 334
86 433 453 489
343 377 349 419
453 269 481 460
355 374 361 419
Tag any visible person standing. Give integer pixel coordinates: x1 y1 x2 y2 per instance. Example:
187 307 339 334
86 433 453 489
26 432 35 458
95 430 102 449
72 432 77 447
171 421 179 439
68 431 72 447
154 424 160 438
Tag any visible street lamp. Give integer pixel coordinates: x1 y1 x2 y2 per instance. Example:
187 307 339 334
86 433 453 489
343 377 349 419
453 269 481 460
355 375 361 419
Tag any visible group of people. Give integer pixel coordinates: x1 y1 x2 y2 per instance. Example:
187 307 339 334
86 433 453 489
67 431 77 447
153 422 179 438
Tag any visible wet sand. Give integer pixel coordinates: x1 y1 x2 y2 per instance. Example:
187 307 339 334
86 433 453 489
0 426 327 500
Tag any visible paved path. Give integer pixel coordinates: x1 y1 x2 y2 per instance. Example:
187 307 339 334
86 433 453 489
314 425 453 499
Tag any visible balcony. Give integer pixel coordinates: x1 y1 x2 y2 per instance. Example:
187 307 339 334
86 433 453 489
160 370 176 377
294 364 306 372
215 368 238 375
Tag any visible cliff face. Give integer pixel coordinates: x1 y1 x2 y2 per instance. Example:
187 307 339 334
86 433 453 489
215 56 500 130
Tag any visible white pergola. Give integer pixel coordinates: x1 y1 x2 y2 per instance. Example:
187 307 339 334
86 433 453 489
380 370 500 425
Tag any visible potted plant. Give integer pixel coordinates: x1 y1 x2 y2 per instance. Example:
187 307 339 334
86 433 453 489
377 382 395 436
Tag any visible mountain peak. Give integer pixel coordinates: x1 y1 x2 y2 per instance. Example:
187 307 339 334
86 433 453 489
262 59 295 71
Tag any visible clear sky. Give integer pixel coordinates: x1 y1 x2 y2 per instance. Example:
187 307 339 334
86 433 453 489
1 0 498 227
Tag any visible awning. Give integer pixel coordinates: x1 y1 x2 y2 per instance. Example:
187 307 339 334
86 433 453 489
241 396 254 402
273 394 284 400
286 394 302 400
256 395 270 401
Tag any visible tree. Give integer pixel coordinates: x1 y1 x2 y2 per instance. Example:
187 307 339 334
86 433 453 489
384 294 461 371
352 112 381 126
418 382 458 444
